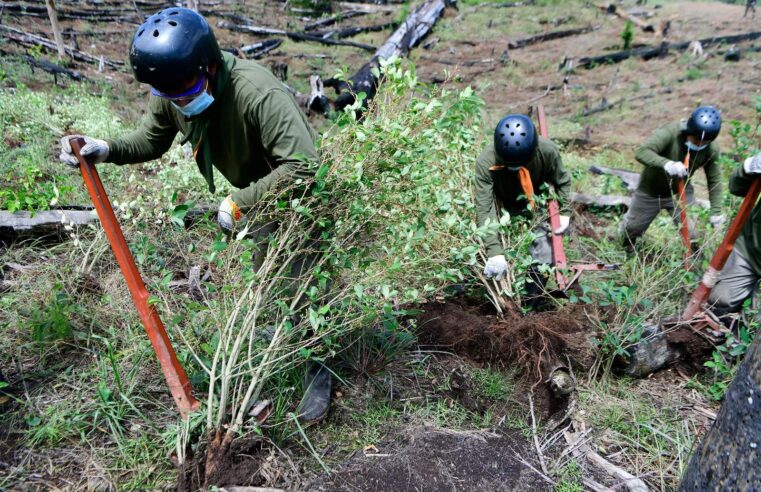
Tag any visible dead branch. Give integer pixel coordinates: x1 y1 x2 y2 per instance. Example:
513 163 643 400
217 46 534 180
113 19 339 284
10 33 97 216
303 10 367 31
312 20 397 39
44 0 66 61
588 165 640 192
239 39 282 59
217 21 376 51
507 25 599 49
578 31 761 69
0 24 124 68
23 54 89 82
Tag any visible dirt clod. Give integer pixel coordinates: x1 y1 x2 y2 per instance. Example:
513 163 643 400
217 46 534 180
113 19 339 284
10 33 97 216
417 299 596 384
178 437 269 492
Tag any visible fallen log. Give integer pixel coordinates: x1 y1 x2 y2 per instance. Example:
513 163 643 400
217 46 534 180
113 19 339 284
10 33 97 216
23 54 89 82
571 192 631 208
578 31 761 69
507 25 599 49
589 165 640 191
303 10 367 30
217 21 376 51
599 3 654 33
312 20 397 39
478 0 535 7
322 0 446 111
0 25 124 68
587 166 710 208
0 209 98 240
579 93 655 117
239 39 283 59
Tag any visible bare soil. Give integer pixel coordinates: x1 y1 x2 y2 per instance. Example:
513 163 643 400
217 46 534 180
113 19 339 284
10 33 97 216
313 426 550 492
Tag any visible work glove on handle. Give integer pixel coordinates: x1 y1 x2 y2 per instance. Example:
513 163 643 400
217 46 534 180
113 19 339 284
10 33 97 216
709 214 726 228
664 160 688 178
217 195 241 233
484 254 508 281
554 215 571 235
743 153 761 175
60 135 109 167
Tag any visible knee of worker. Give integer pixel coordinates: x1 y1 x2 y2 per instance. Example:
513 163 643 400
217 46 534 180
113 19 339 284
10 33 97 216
621 209 650 239
529 234 553 265
707 282 748 316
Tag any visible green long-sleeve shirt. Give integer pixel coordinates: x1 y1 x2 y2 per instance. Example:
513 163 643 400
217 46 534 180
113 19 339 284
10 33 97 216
729 165 761 274
634 121 722 216
107 52 319 208
474 137 571 258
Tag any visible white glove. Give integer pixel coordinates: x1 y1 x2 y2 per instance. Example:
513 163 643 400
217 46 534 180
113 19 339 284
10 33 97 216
554 215 570 235
743 153 761 175
709 215 725 228
664 160 688 178
484 254 508 281
217 195 241 233
60 135 109 167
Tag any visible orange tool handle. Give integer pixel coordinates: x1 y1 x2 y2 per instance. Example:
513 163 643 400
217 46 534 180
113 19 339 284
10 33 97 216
70 138 199 417
677 153 691 266
682 177 761 320
537 105 568 290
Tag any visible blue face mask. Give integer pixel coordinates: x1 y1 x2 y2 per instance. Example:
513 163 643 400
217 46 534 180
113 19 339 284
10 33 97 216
172 90 215 118
686 141 708 152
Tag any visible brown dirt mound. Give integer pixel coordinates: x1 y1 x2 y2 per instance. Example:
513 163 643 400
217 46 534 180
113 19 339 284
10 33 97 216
318 426 550 492
416 299 596 384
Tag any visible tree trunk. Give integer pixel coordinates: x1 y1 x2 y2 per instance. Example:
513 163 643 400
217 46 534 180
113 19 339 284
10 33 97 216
678 334 761 490
44 0 66 61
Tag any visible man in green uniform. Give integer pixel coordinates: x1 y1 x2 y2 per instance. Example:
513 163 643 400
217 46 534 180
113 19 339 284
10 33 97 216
475 114 572 305
58 8 329 421
622 106 724 251
708 153 761 315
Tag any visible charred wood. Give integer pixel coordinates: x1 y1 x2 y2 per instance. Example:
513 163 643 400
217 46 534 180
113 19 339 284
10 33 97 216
239 39 282 59
507 25 599 49
303 10 367 30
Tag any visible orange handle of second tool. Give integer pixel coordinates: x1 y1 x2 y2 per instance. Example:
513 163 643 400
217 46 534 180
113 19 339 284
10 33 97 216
677 153 691 259
682 177 761 320
70 138 199 417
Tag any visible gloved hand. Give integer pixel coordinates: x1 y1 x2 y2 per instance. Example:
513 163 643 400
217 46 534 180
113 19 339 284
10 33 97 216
60 135 109 167
484 254 508 281
664 160 688 178
217 195 241 233
554 215 570 235
743 153 761 175
709 215 726 228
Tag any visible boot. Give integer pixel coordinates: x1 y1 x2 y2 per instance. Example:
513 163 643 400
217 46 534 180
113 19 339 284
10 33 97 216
296 362 332 423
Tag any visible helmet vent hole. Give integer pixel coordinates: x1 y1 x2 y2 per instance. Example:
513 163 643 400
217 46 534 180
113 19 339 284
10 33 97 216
168 20 177 26
154 18 161 23
510 132 514 136
138 29 145 37
169 10 179 14
153 29 160 37
516 123 521 128
500 133 505 137
521 132 526 136
516 142 521 147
